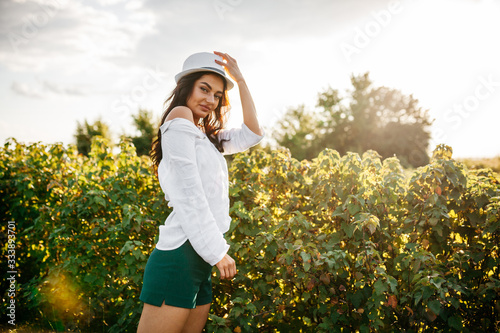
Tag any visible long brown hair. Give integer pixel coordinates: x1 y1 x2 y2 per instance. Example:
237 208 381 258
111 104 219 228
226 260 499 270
150 71 230 175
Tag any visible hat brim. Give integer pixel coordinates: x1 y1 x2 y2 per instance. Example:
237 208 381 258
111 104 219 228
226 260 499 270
174 68 234 90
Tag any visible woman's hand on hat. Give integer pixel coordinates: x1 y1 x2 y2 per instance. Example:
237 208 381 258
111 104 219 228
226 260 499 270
214 51 244 84
216 253 237 280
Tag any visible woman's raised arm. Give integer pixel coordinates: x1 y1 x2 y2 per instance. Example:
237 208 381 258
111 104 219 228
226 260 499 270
214 51 263 136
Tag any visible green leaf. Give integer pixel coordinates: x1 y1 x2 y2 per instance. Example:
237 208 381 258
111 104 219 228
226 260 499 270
84 274 97 284
348 203 360 215
450 297 460 309
300 251 311 263
267 241 278 257
428 299 441 315
422 286 433 300
405 243 417 251
342 222 356 238
416 286 429 305
364 214 380 234
304 261 311 272
448 315 463 330
387 276 398 294
373 279 386 295
349 289 364 308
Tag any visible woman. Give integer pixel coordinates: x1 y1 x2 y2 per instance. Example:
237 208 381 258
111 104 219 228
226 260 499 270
137 51 264 332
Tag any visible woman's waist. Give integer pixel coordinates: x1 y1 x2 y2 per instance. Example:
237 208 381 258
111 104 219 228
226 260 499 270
164 209 231 230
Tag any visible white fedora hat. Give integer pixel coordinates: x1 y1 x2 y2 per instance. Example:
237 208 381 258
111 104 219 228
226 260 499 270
174 52 234 90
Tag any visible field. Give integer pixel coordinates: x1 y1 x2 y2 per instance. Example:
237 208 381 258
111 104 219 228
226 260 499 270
1 138 499 332
458 156 500 175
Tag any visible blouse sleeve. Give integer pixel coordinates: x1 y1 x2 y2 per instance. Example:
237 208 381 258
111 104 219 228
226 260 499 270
160 118 229 266
218 123 265 155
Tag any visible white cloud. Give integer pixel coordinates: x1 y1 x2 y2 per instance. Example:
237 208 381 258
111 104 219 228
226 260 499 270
95 0 128 5
11 81 44 98
10 79 89 98
0 0 156 72
125 0 143 11
43 80 88 95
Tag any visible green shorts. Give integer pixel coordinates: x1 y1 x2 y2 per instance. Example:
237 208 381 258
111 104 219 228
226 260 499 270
139 240 213 309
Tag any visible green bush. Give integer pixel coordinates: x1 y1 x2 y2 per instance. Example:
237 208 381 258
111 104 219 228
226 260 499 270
0 137 167 331
1 138 499 332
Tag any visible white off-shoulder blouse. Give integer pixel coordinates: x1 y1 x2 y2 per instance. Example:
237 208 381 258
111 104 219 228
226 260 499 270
156 118 264 265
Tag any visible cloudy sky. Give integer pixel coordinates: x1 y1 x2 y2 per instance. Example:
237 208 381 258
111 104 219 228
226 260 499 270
1 0 499 158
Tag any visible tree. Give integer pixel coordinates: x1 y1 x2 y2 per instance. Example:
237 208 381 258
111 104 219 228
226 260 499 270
272 72 433 167
74 118 111 156
350 74 432 166
129 109 157 157
273 105 321 161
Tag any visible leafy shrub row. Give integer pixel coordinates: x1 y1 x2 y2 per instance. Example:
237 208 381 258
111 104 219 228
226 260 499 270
0 138 164 331
1 138 499 332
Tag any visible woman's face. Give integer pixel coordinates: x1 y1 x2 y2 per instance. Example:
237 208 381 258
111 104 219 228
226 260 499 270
187 73 224 124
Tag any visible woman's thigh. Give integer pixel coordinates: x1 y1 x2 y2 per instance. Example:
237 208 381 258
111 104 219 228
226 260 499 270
181 303 211 333
137 301 191 333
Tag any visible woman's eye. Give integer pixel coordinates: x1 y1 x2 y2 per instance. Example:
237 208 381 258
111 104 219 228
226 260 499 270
215 95 221 100
201 87 208 92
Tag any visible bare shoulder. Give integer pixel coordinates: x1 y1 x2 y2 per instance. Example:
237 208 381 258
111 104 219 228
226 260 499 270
164 106 194 124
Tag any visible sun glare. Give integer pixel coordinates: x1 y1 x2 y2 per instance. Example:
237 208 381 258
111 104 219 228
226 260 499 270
40 272 88 328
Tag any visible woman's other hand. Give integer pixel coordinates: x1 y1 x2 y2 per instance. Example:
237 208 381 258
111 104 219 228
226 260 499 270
215 254 237 279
